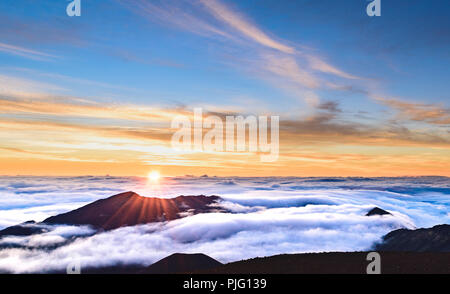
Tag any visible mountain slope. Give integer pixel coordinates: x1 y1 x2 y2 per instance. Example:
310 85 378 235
366 207 391 216
200 252 450 274
142 253 222 274
43 191 223 230
0 221 47 238
374 224 450 252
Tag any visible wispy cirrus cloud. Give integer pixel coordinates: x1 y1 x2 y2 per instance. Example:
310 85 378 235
0 74 65 98
120 0 232 39
262 53 319 89
0 42 58 61
306 55 360 80
118 0 360 102
197 0 295 54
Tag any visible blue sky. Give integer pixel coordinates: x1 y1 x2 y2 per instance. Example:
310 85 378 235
1 0 448 111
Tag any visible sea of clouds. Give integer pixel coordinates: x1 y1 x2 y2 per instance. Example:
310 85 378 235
0 176 449 273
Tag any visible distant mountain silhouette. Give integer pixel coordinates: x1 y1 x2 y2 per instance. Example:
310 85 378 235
0 221 47 238
375 224 450 252
366 207 391 216
141 253 222 274
43 191 223 230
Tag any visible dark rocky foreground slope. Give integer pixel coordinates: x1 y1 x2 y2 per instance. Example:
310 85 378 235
375 224 450 252
199 252 450 274
43 191 224 230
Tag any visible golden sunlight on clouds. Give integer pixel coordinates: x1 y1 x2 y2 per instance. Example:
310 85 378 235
0 94 449 177
375 96 450 125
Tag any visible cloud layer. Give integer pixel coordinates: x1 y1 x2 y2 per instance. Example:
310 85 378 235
0 176 448 273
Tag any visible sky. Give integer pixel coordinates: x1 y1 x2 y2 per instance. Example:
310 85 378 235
0 0 449 176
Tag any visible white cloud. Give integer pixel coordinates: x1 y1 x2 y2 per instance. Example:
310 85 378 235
0 175 448 273
0 224 94 248
0 205 410 273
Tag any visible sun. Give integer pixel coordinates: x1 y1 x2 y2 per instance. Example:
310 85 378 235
147 171 161 183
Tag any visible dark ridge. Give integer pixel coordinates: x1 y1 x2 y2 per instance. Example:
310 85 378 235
0 221 47 237
22 220 36 224
199 252 450 274
305 178 347 183
141 253 222 274
43 191 223 230
375 224 450 252
366 207 392 216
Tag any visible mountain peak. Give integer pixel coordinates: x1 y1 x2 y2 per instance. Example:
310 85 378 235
142 253 222 274
108 191 141 199
43 192 224 230
366 207 391 216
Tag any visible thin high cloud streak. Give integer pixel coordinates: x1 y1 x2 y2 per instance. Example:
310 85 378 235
0 42 57 61
198 0 295 54
0 75 65 97
0 176 449 273
120 0 360 101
